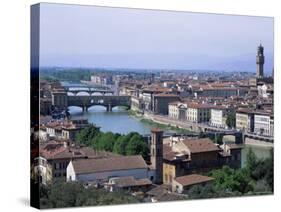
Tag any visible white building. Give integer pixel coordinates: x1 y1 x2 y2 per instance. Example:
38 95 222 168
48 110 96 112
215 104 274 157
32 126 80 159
67 155 152 183
168 102 188 120
210 107 229 129
186 103 211 123
33 156 52 184
254 113 274 137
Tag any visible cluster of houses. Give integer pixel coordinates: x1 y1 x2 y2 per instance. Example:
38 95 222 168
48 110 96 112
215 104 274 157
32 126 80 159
167 100 273 137
34 120 242 201
126 74 273 139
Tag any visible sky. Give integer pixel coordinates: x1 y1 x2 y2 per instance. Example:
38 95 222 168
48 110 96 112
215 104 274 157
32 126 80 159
39 3 274 72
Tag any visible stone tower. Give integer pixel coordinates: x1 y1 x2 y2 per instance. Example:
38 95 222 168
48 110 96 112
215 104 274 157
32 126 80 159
51 90 68 110
150 128 163 184
256 43 265 78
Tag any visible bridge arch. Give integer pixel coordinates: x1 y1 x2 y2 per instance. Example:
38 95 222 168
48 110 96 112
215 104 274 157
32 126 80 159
67 106 83 114
111 105 130 111
91 92 103 96
67 92 75 96
76 91 90 96
87 105 107 111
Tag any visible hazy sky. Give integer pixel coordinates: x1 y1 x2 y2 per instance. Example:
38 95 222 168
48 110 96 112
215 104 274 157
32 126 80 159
39 3 274 72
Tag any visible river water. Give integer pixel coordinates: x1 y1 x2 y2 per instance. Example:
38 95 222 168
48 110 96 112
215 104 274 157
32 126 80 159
69 106 151 134
68 106 272 167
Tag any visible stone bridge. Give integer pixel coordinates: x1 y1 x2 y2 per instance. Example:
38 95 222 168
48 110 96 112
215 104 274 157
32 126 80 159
65 87 114 96
51 90 131 112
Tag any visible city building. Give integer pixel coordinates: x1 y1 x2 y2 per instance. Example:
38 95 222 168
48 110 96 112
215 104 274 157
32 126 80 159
105 176 152 193
152 94 180 115
40 140 117 179
172 174 214 194
91 74 113 86
210 106 230 129
194 86 238 98
67 155 150 183
163 137 242 186
254 111 274 137
186 103 212 123
42 118 91 141
168 101 187 121
33 156 53 184
236 109 255 133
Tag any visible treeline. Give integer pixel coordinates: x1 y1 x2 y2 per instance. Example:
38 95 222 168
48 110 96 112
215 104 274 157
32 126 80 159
40 69 92 82
40 180 140 208
75 125 149 159
187 148 273 199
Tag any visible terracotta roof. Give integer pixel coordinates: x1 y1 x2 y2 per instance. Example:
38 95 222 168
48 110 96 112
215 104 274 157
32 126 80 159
163 144 177 161
186 103 213 109
146 185 169 197
151 128 164 133
72 155 147 174
174 174 214 186
225 143 243 150
112 177 152 188
40 141 118 160
154 93 179 97
181 138 220 153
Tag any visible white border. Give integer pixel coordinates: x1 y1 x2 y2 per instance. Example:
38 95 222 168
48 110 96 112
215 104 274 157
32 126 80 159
0 0 280 212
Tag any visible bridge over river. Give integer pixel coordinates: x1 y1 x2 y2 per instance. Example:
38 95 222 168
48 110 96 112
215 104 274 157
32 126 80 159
51 90 131 112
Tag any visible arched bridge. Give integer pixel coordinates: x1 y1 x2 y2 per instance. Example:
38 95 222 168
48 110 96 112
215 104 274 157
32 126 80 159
65 87 115 96
51 90 130 112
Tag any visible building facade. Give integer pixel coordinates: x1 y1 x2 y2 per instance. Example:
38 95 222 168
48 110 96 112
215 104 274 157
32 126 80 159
186 103 211 123
210 107 229 128
254 113 274 136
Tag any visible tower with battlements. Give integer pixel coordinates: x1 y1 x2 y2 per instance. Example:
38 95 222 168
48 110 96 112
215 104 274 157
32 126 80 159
256 44 265 78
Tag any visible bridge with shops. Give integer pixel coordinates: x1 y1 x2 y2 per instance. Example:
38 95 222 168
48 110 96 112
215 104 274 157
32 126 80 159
51 90 130 112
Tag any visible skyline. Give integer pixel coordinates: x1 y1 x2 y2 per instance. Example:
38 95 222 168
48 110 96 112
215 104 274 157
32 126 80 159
39 3 274 73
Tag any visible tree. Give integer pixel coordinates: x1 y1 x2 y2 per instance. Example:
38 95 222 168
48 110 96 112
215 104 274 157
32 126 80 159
126 134 149 158
245 148 258 177
75 125 100 146
40 180 140 208
113 136 128 155
95 132 116 152
226 112 236 128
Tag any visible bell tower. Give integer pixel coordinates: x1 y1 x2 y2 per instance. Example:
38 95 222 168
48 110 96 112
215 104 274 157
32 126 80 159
150 128 163 184
256 43 265 78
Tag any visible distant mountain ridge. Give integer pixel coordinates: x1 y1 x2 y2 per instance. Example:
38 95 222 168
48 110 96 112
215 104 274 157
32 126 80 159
41 52 274 74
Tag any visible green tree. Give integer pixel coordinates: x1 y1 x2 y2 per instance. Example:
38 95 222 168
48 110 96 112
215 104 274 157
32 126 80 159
96 132 116 152
245 148 258 177
113 136 128 155
40 180 139 208
75 125 100 146
226 111 236 128
126 134 149 158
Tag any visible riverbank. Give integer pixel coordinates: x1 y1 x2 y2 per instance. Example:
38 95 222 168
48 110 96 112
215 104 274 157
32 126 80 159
129 110 274 148
245 137 274 148
128 110 195 134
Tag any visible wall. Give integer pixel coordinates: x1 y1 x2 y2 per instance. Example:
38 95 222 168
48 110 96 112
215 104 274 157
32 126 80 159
70 168 148 183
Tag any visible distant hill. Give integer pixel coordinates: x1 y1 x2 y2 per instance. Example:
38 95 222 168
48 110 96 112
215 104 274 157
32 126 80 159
41 52 274 74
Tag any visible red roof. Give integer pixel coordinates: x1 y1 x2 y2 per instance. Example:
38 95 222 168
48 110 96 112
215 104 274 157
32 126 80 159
181 138 220 153
174 174 214 186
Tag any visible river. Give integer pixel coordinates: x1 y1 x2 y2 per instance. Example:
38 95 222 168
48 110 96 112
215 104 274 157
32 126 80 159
68 106 272 167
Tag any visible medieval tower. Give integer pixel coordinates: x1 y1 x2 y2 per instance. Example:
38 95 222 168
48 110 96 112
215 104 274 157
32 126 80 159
256 43 265 78
150 128 163 184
